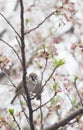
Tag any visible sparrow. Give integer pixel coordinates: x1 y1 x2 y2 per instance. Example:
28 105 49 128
11 73 42 104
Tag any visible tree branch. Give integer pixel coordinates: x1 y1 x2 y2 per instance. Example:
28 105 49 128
74 79 83 107
19 0 34 130
42 66 57 88
0 38 22 64
44 108 83 130
0 66 16 88
24 10 56 35
0 13 20 39
33 93 56 112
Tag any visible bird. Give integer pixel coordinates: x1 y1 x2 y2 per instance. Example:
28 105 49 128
11 73 42 104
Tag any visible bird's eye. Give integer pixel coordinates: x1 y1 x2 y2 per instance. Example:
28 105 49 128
30 75 36 81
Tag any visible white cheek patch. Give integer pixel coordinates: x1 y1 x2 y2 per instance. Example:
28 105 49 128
34 79 37 84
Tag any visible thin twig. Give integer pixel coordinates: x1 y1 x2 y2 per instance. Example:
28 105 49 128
0 82 13 86
0 38 22 64
40 98 43 129
40 58 48 130
41 58 48 82
74 80 83 107
0 13 21 39
32 66 57 100
58 84 73 107
13 115 21 130
0 29 7 37
33 93 56 112
24 10 56 35
20 102 29 123
0 66 16 88
14 0 19 11
15 36 21 47
42 67 57 88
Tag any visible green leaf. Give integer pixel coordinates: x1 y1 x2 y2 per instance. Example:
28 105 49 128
51 98 55 105
26 18 30 25
9 108 14 116
54 58 65 68
72 98 77 106
20 100 24 106
74 75 78 81
53 82 57 91
42 38 46 42
43 44 46 51
37 113 41 119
